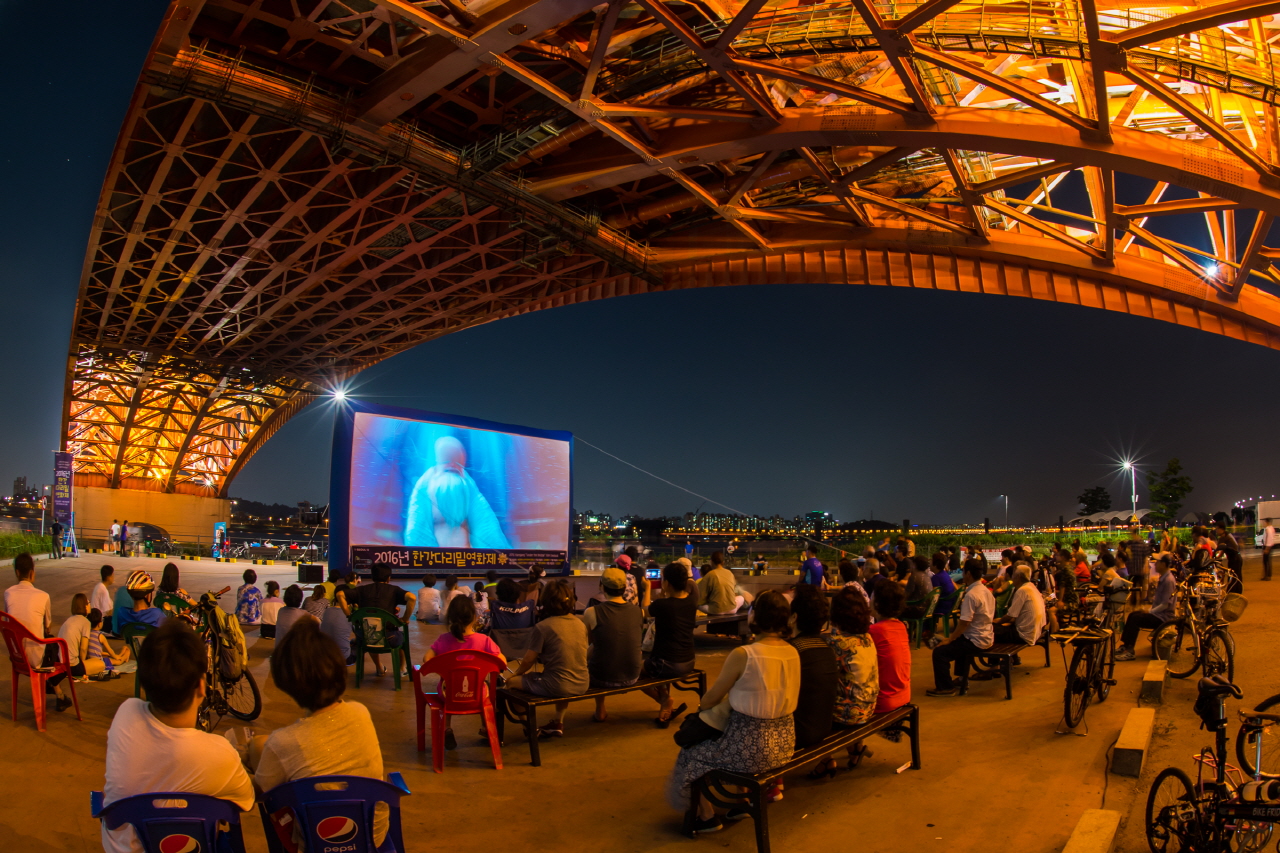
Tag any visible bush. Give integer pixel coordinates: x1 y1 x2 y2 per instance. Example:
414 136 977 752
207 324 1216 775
0 533 53 561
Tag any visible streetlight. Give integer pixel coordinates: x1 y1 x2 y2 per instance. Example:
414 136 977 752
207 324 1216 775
998 494 1008 530
1122 460 1138 524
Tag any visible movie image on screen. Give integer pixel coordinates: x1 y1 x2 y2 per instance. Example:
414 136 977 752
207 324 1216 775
340 406 571 573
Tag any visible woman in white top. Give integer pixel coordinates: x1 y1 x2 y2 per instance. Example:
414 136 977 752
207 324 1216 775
667 590 800 833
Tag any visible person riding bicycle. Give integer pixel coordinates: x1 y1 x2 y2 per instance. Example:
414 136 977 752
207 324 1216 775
1115 555 1177 661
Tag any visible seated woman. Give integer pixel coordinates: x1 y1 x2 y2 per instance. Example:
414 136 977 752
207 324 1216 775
667 590 800 834
250 620 388 849
421 594 505 748
789 587 839 781
506 579 589 738
868 582 911 727
156 563 198 614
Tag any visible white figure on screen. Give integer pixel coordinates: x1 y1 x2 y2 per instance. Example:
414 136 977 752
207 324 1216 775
405 436 511 549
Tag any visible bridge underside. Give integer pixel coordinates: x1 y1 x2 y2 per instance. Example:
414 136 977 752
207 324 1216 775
65 0 1280 501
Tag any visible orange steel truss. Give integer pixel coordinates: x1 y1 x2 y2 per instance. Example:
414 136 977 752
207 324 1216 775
67 0 1280 494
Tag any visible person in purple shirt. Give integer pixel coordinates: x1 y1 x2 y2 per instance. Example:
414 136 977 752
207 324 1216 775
930 554 958 610
800 545 826 587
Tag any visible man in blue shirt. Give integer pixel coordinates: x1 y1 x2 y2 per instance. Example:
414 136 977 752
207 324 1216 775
799 545 825 587
1114 556 1177 660
114 570 167 632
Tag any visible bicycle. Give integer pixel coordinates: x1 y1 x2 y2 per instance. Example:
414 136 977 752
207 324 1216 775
1051 617 1116 730
185 587 262 732
1236 693 1280 780
1152 571 1235 683
1145 676 1280 853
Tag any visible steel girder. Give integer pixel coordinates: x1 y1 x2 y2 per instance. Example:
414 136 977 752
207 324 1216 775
66 0 1280 494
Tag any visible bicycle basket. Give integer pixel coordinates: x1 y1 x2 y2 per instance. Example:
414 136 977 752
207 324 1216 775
1219 593 1248 623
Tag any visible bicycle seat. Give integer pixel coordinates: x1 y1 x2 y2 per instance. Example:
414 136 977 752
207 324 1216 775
1197 673 1243 700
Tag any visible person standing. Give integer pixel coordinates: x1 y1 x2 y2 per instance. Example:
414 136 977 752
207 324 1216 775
1263 519 1276 581
109 520 121 555
926 559 994 696
117 519 129 557
1126 526 1151 587
685 540 694 563
799 544 825 588
49 519 64 559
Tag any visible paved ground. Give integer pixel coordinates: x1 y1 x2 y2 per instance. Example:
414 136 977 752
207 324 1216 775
1 553 1274 853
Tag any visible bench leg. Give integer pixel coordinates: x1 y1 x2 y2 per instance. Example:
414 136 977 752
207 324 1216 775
684 780 703 838
526 705 541 767
750 786 771 853
1044 639 1052 667
1004 660 1013 700
909 705 922 770
698 670 707 696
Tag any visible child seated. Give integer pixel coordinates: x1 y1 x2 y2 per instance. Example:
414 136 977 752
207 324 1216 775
235 569 263 625
473 581 490 630
416 574 441 623
86 608 130 679
421 595 506 748
260 581 284 639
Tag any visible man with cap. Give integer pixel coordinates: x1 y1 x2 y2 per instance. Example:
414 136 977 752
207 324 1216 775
115 570 167 632
582 567 644 721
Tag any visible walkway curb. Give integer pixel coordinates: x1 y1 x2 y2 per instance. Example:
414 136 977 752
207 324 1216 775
1062 809 1122 853
1113 707 1156 777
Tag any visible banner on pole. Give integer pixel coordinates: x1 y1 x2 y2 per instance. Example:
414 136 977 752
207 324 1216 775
53 452 73 525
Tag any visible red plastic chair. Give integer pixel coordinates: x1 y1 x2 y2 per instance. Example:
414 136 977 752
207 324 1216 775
0 611 82 732
411 650 504 773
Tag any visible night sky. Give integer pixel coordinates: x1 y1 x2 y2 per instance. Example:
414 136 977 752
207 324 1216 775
5 2 1280 526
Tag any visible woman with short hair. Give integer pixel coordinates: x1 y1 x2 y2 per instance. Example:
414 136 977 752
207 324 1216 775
506 579 588 738
816 587 880 774
251 620 388 847
667 590 800 834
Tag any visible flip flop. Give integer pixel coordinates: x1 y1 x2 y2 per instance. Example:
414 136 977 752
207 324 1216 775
655 702 688 729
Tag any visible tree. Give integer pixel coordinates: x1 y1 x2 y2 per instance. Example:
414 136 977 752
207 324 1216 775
1146 458 1194 524
1077 486 1112 515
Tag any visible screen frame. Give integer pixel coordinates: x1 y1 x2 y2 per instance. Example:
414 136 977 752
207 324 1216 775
329 400 573 575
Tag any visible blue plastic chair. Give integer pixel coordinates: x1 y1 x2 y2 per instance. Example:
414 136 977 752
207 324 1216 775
259 773 411 853
91 790 247 853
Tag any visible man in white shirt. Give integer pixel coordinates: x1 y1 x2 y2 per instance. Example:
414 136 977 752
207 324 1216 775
1263 519 1275 581
991 565 1046 663
92 564 116 633
3 553 74 711
101 619 253 853
927 559 995 696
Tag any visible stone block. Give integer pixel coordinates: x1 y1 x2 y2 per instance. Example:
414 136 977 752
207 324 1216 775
1141 660 1168 704
1113 707 1156 777
1062 809 1122 853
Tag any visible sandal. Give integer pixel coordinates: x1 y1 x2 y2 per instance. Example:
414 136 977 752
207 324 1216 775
847 745 874 770
655 702 688 729
808 758 838 780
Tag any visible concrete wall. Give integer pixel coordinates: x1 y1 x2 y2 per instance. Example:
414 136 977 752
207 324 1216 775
73 486 230 541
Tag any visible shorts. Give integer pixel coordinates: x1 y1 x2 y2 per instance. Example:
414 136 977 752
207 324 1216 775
642 657 695 679
521 672 578 698
590 676 639 690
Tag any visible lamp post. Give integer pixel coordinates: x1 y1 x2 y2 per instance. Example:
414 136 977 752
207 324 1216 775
999 494 1008 530
1122 461 1138 523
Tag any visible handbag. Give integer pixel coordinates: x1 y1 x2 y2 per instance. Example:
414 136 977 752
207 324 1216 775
641 621 655 653
674 711 723 748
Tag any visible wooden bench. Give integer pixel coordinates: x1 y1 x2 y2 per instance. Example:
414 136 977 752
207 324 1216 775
697 609 751 642
686 703 920 853
495 669 706 766
969 642 1030 700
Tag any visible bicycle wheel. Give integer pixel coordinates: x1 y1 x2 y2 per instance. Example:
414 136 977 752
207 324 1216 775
1236 693 1280 779
1064 644 1093 728
224 669 262 722
1152 621 1199 679
1145 766 1200 853
1202 629 1235 682
1096 634 1116 703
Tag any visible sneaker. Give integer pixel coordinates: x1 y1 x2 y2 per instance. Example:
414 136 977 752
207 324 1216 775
1011 655 1022 666
926 686 963 697
724 808 751 821
537 722 564 739
1114 647 1136 661
764 784 783 803
54 696 73 713
691 816 724 834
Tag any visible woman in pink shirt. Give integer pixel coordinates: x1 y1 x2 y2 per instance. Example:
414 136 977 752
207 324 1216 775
421 595 505 749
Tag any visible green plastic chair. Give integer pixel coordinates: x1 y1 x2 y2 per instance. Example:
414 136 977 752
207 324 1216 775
120 623 155 699
350 607 407 691
904 589 940 649
154 591 194 616
993 584 1015 618
936 589 964 638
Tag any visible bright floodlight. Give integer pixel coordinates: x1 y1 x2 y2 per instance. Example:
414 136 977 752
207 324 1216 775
1122 460 1132 470
332 389 347 401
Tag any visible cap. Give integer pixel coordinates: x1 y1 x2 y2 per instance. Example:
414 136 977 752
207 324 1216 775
675 557 692 570
615 554 632 570
855 556 866 564
602 567 629 593
125 570 154 591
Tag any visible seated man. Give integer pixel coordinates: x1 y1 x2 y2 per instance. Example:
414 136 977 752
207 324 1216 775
1115 556 1177 661
113 570 167 633
101 619 254 853
490 578 536 630
927 559 995 697
583 568 644 722
698 553 744 615
988 565 1045 668
3 552 73 711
